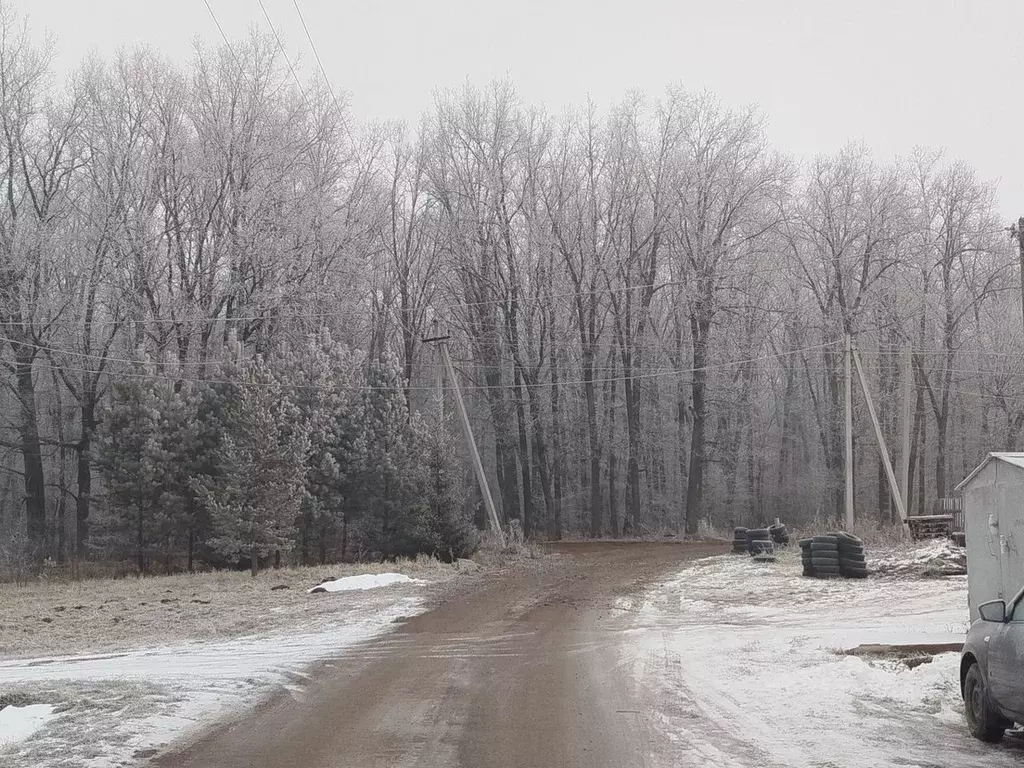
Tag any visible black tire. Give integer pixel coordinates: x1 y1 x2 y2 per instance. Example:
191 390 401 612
812 559 840 569
798 538 813 548
812 535 838 545
842 569 869 579
839 557 866 569
734 527 748 535
838 544 865 556
964 663 1010 743
809 542 839 553
834 531 863 546
746 528 770 540
814 570 841 578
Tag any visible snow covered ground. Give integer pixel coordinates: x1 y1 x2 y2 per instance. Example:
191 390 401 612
625 552 1023 768
0 579 424 768
308 572 417 593
0 704 57 747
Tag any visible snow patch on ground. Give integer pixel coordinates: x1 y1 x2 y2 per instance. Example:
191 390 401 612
871 539 968 577
0 704 57 747
309 572 416 593
628 553 1019 768
0 591 423 767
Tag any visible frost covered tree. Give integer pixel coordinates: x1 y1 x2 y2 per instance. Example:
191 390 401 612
411 407 477 561
350 352 430 559
96 363 198 572
275 330 366 564
194 356 308 576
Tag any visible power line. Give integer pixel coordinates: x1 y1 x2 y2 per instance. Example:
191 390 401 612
257 0 306 99
6 339 842 393
291 0 338 106
201 0 245 74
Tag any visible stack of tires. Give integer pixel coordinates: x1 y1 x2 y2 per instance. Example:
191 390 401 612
798 538 814 576
836 532 868 579
808 534 841 578
732 527 748 554
746 528 774 558
769 523 790 547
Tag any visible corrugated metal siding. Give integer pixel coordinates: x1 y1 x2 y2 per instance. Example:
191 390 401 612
964 460 1000 620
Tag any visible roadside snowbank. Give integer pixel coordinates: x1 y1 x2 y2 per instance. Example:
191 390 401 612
0 704 57 747
627 554 1015 768
309 572 416 593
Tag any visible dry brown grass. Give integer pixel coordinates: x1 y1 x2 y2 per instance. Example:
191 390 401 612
0 557 454 659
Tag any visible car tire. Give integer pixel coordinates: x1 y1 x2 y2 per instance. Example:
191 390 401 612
964 663 1010 743
810 542 839 553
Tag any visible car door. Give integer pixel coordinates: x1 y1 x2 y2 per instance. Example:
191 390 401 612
988 590 1024 719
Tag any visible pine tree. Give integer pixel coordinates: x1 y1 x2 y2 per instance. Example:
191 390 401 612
194 356 308 576
274 329 366 563
351 351 429 559
96 362 199 573
412 408 478 561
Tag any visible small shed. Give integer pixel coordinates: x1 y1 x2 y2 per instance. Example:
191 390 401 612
956 452 1024 621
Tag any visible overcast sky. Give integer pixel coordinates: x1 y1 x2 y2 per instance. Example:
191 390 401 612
26 0 1024 221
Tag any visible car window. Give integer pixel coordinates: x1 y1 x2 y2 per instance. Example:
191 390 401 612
1011 595 1024 622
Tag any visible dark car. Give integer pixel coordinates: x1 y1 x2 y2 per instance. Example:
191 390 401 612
961 589 1024 742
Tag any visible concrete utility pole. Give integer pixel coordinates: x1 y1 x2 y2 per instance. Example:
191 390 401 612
852 345 910 534
433 337 506 547
844 334 855 530
899 344 913 522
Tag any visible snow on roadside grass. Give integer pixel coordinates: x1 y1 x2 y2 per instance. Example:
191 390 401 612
0 557 451 660
0 589 423 767
309 572 417 593
0 704 57 747
627 553 1016 768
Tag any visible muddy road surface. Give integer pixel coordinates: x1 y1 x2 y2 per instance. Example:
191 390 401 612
156 541 725 768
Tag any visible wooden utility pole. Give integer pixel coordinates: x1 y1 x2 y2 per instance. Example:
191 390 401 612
852 346 910 533
899 343 913 522
436 339 506 547
844 334 855 530
1018 217 1024 334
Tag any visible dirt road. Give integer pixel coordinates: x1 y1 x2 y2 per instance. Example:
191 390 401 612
155 541 724 768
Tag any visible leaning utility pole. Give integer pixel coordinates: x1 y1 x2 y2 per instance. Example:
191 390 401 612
426 332 505 547
852 346 910 534
844 334 855 530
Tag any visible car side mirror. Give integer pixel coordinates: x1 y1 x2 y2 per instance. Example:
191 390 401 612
979 600 1008 623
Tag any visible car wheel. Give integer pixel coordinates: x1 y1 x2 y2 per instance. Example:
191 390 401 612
964 663 1010 743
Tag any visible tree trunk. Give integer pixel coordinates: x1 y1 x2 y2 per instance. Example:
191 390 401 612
76 399 96 560
624 377 642 533
16 352 46 554
549 351 564 540
583 343 602 537
513 371 535 537
685 320 710 535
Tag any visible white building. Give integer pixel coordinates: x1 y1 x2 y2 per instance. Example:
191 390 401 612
956 452 1024 621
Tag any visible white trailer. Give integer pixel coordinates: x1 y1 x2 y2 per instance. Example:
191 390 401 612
956 452 1024 621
